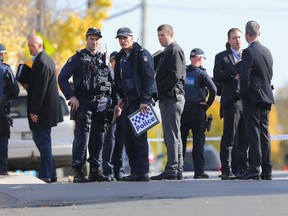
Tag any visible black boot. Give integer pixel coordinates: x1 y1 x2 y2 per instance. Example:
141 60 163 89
73 168 89 183
88 167 111 182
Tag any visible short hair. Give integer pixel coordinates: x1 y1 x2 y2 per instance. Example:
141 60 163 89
245 20 260 37
157 24 174 35
227 28 241 39
225 42 231 50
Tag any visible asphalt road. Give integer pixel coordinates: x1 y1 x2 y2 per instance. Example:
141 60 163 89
1 171 288 216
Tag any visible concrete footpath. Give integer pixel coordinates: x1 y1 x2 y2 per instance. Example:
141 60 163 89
0 171 288 216
0 172 45 184
1 170 288 184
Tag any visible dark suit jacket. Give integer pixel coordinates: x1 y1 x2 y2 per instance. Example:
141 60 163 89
240 41 274 104
27 50 63 130
156 42 186 100
213 49 240 111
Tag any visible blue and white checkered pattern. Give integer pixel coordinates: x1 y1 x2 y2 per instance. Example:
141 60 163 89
128 106 159 136
131 107 153 125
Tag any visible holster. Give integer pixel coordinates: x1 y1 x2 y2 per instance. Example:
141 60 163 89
0 116 11 138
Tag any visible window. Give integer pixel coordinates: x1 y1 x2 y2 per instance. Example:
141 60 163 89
10 95 69 118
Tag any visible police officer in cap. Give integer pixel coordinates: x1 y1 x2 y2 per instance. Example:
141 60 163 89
180 48 216 179
58 28 117 183
113 27 157 181
0 44 19 175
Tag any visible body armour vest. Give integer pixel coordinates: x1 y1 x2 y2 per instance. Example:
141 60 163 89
79 50 111 97
184 67 207 103
120 55 136 96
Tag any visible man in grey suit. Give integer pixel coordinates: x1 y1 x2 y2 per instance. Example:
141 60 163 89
238 21 274 180
151 24 186 180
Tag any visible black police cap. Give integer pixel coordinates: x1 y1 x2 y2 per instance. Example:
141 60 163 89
115 27 133 38
0 44 6 53
109 51 118 60
190 48 206 59
86 27 102 38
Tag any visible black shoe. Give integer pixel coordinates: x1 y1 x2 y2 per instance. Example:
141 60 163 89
220 172 236 180
115 172 125 181
261 173 272 180
89 167 111 182
123 174 150 182
0 171 8 175
150 172 177 180
73 168 89 183
194 172 209 179
177 171 183 180
39 177 52 183
51 177 58 183
111 177 117 181
237 171 260 180
234 168 248 177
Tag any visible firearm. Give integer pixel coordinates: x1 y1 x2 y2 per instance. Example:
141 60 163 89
0 115 12 138
96 98 115 132
206 114 213 132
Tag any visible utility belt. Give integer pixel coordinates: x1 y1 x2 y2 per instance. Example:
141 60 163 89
76 91 108 101
184 102 208 112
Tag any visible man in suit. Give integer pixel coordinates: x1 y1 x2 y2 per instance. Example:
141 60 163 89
150 24 186 180
26 35 63 183
238 21 274 180
213 28 249 180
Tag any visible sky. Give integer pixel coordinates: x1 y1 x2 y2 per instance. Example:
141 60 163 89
59 0 288 93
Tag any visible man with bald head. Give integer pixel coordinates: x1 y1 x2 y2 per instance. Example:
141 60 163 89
26 35 63 183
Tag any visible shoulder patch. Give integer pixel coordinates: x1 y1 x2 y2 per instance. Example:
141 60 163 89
143 55 148 62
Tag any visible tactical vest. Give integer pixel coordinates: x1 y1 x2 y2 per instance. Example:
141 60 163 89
120 55 136 95
184 67 207 103
78 50 112 97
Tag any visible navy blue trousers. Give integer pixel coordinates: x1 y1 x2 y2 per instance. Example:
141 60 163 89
0 135 8 172
32 128 57 179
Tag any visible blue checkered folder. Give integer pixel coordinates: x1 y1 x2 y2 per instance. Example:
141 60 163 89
128 104 160 137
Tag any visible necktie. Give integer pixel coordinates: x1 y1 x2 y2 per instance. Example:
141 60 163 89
237 52 242 60
236 52 241 92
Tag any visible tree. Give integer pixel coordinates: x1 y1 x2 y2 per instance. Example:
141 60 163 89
275 86 288 133
0 0 37 67
0 0 112 73
48 0 112 69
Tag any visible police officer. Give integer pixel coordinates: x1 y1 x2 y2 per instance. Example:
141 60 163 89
113 27 157 181
58 28 117 183
102 51 126 181
180 48 216 179
0 44 19 175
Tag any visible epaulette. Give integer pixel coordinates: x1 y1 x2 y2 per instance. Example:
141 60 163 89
76 49 87 56
1 62 10 67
